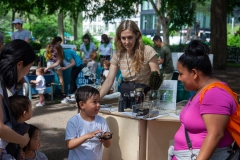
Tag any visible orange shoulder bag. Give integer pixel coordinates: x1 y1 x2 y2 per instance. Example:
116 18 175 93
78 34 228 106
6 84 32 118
199 82 240 147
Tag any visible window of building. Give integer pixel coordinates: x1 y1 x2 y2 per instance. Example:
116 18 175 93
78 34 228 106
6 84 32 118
142 14 157 30
142 0 156 10
142 1 148 10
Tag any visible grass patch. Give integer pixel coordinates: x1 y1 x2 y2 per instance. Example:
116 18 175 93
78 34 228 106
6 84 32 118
227 62 240 68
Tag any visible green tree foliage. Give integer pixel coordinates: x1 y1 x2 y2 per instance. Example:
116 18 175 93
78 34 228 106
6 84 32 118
31 16 58 47
86 0 142 22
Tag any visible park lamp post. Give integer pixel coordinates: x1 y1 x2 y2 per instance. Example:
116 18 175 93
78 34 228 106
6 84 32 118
144 19 147 36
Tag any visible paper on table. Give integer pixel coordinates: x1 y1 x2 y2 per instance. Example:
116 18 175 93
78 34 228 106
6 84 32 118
168 113 180 119
100 107 118 112
121 112 168 120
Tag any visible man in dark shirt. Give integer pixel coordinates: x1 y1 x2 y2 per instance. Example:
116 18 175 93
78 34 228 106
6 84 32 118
153 35 174 80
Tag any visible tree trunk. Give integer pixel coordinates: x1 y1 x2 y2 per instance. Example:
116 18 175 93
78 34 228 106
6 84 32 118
210 0 227 70
155 0 161 36
78 13 83 38
73 14 78 41
58 13 64 44
161 16 169 44
156 14 161 36
11 9 16 33
186 27 192 42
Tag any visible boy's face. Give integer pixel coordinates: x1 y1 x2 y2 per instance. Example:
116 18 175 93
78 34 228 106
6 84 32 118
80 94 100 117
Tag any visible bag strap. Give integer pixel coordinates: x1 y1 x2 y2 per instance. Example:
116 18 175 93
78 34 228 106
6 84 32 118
185 127 198 159
185 128 193 150
199 82 238 105
1 84 12 123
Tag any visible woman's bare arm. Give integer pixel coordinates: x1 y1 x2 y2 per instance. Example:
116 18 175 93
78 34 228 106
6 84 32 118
0 97 29 147
196 114 229 160
149 55 160 74
99 64 118 99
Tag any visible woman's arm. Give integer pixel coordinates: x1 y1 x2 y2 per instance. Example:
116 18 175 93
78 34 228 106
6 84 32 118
149 55 160 74
44 59 61 72
99 64 118 99
58 59 76 71
0 97 29 147
196 114 229 160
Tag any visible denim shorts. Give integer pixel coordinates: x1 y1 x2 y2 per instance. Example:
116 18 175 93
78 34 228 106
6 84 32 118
210 146 232 160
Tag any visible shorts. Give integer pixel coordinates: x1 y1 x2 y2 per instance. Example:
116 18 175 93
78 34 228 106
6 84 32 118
47 61 60 70
37 90 45 94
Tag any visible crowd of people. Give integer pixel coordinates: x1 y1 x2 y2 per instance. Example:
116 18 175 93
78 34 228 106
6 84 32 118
0 18 238 160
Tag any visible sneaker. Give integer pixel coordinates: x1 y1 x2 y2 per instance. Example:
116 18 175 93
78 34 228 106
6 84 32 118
66 96 76 102
61 98 71 104
36 102 44 107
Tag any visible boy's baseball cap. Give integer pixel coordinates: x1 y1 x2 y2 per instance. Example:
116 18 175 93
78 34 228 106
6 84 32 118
12 19 23 24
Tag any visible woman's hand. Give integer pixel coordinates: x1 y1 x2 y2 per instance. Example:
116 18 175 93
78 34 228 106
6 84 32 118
58 67 66 71
44 68 48 73
19 133 30 149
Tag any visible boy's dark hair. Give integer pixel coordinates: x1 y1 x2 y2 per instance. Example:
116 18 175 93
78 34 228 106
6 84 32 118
153 35 162 42
22 124 40 152
9 95 31 120
75 86 99 110
179 40 212 76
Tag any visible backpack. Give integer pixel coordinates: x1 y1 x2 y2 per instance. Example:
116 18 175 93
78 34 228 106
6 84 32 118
199 82 240 147
1 84 29 160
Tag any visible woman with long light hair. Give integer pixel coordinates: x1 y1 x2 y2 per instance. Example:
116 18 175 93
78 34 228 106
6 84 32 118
99 20 160 98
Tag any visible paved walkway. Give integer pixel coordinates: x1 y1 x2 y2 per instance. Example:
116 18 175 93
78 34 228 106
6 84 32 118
26 66 240 160
27 98 77 160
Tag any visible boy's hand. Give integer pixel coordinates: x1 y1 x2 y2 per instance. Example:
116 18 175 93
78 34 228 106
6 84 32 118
86 130 102 139
99 138 109 143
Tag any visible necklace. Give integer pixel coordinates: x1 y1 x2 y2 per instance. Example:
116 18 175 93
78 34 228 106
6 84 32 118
126 52 135 81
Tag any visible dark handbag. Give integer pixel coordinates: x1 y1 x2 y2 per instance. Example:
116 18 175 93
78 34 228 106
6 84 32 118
227 142 240 160
120 81 150 97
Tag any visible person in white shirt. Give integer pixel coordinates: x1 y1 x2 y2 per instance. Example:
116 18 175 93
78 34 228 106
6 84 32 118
98 34 112 66
65 86 112 160
79 34 96 60
30 68 46 107
11 19 31 43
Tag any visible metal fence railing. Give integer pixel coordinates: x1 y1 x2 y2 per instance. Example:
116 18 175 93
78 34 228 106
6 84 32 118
227 47 240 63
